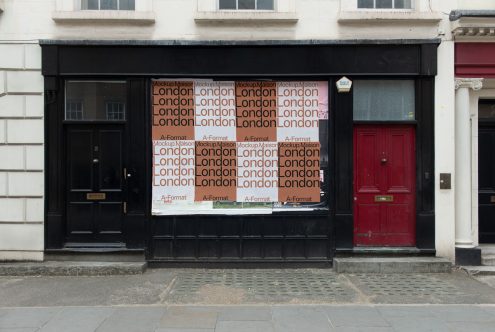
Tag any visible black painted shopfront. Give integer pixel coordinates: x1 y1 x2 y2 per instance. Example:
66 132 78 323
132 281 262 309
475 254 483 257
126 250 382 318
41 40 437 264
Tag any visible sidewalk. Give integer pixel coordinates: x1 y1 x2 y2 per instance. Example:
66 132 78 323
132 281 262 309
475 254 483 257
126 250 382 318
1 268 495 331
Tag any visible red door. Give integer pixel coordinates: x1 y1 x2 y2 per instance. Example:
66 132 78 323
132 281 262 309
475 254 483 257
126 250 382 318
353 125 416 246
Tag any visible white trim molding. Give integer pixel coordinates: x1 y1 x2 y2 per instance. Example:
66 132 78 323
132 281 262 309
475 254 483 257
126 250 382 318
53 0 154 24
338 0 442 24
195 0 297 24
455 78 484 91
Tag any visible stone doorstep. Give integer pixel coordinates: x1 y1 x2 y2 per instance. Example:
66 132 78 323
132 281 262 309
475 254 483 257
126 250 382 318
481 255 495 266
333 257 453 274
0 261 147 276
461 266 495 276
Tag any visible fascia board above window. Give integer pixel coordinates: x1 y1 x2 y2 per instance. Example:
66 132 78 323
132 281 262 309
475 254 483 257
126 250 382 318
52 10 155 24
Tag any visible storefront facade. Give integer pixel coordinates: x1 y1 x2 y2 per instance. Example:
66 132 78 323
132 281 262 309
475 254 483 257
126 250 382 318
41 40 437 263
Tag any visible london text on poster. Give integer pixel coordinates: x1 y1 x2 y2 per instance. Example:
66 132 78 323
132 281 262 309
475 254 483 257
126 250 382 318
152 80 328 215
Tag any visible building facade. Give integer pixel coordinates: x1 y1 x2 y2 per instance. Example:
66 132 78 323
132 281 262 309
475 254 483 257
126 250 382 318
0 0 488 265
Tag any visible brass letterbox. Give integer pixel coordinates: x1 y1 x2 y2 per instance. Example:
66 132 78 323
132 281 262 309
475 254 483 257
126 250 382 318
374 195 394 202
86 193 106 200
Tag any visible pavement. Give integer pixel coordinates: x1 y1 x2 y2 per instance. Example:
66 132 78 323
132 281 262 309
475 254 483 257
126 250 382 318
1 268 495 331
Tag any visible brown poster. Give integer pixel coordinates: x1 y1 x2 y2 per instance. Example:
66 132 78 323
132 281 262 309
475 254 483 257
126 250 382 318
194 141 237 201
235 82 277 142
152 81 195 140
278 142 321 203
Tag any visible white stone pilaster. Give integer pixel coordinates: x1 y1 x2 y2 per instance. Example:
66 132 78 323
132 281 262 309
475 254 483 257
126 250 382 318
454 78 483 248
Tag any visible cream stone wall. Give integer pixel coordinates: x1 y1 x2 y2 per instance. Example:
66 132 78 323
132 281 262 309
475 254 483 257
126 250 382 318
0 40 44 261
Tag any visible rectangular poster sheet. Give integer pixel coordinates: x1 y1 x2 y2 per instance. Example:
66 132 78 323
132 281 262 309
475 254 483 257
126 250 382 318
152 80 329 215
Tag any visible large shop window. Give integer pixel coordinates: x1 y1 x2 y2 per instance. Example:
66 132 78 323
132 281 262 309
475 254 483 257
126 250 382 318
81 0 135 10
151 80 329 215
357 0 412 9
353 80 415 121
219 0 274 10
65 81 127 121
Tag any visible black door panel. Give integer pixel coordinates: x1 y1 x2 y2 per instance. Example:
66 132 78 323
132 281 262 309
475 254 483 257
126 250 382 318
66 125 125 244
479 125 495 243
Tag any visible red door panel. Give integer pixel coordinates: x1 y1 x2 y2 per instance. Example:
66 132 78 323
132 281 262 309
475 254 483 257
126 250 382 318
354 125 416 246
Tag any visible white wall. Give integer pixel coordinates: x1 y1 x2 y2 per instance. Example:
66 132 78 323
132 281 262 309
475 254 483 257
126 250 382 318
458 0 495 10
0 0 445 41
0 41 44 261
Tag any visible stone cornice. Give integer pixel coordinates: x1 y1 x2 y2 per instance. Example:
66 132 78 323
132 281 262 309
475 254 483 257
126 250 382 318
455 78 483 91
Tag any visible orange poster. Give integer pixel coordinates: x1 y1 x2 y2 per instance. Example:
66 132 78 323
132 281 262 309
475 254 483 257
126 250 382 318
152 81 195 140
278 142 321 203
194 141 237 201
235 82 277 142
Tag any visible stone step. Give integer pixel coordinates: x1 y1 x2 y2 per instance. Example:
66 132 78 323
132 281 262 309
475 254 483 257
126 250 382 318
481 255 495 266
462 265 495 276
479 245 495 256
333 257 452 273
0 261 147 276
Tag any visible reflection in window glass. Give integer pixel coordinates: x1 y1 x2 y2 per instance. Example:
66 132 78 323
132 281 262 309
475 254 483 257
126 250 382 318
357 0 374 8
219 0 274 10
353 80 415 121
358 0 411 9
66 101 84 120
81 0 135 10
106 102 125 120
479 101 495 119
376 0 392 8
65 81 126 121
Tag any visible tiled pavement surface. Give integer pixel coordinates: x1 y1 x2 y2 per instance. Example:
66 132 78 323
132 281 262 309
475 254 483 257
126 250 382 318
1 305 495 331
1 269 495 331
1 269 495 306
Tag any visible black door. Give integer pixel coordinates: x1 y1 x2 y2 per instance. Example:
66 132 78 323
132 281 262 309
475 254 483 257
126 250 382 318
66 125 126 245
479 99 495 243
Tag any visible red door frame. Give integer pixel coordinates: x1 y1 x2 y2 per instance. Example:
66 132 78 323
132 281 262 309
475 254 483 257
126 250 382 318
353 124 416 246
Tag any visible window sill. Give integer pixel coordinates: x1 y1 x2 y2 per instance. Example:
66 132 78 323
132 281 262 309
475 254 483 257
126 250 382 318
338 11 443 24
194 11 298 24
52 11 155 24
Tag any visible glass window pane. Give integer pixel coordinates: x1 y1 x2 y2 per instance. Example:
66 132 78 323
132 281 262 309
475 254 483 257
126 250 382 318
81 0 99 10
257 0 274 10
376 0 393 8
353 80 415 121
238 0 256 9
394 0 411 9
358 0 374 8
479 101 495 119
65 81 127 121
119 0 135 10
100 0 117 10
219 0 236 9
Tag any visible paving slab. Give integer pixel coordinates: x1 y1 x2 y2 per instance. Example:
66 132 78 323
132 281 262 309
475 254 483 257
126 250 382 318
325 307 390 327
159 307 218 329
271 307 332 332
215 320 274 332
216 306 272 321
95 307 166 332
39 307 115 332
0 308 61 329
